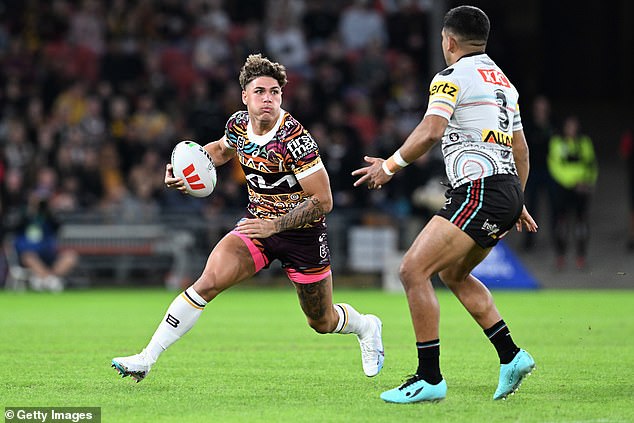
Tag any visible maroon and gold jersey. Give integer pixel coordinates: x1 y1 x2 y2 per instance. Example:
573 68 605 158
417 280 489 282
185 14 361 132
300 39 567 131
223 109 325 226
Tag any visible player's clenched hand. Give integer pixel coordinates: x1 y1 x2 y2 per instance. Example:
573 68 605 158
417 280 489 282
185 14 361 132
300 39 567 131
236 218 276 239
352 156 392 190
515 205 538 233
165 163 188 193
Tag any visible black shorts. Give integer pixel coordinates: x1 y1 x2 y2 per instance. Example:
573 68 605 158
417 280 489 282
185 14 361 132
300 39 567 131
437 174 523 248
231 222 331 284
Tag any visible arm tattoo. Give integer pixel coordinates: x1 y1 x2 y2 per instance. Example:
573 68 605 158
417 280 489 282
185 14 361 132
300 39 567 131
274 196 324 233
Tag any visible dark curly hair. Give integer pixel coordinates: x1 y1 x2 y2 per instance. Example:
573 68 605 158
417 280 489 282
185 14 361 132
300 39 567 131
238 54 288 90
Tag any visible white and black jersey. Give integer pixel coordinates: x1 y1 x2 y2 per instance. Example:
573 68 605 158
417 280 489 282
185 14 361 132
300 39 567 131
425 53 522 188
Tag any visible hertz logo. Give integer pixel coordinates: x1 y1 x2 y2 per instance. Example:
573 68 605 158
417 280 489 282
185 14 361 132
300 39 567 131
482 130 513 147
429 81 459 100
182 163 206 190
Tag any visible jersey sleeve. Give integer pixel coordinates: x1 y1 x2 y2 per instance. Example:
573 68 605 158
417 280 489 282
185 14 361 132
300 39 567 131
424 70 461 121
512 100 523 131
284 119 325 180
223 111 246 150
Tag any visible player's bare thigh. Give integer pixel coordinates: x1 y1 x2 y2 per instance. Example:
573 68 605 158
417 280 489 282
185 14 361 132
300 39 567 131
293 274 337 333
401 215 478 284
192 233 257 301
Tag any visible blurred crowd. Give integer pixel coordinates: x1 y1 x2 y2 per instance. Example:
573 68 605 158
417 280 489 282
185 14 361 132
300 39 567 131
0 0 627 286
0 0 447 231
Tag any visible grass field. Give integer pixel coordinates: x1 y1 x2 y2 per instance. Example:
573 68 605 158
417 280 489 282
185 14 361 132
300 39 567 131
1 287 633 423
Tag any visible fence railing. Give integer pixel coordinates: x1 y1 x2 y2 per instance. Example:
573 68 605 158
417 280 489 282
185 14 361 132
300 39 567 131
52 209 424 288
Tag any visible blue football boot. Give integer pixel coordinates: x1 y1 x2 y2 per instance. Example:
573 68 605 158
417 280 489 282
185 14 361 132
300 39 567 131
493 349 535 400
380 375 447 403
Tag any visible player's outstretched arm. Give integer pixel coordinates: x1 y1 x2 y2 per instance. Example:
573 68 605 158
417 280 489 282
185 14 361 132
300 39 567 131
352 115 447 189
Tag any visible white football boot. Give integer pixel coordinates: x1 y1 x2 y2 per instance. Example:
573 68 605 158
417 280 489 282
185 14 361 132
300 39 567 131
111 350 152 382
358 314 385 377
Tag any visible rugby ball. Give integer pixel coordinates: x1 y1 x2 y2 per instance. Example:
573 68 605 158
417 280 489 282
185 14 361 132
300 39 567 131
170 140 217 197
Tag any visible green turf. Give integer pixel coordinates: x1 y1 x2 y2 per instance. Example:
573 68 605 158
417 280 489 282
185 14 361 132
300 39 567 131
1 287 633 422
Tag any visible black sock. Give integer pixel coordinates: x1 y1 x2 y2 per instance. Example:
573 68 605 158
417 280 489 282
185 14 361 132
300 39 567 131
484 320 520 364
415 340 442 384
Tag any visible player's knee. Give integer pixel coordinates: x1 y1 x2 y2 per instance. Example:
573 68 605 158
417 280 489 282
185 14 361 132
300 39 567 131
399 257 431 290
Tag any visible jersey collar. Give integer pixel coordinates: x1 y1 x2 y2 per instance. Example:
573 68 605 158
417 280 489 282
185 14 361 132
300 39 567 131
247 109 286 146
456 51 487 62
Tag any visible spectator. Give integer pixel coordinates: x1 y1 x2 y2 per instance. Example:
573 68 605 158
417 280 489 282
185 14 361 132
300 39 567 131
231 20 265 64
522 95 555 251
2 119 35 174
52 81 89 127
311 122 362 209
129 94 173 149
264 16 310 77
338 0 388 52
385 0 430 74
68 0 105 55
547 115 598 270
186 79 227 142
192 26 232 77
620 128 634 251
346 91 379 147
352 39 390 98
12 191 78 291
1 167 27 225
74 148 104 209
302 2 339 48
196 0 231 35
311 60 347 112
128 150 165 201
78 96 107 146
100 38 145 95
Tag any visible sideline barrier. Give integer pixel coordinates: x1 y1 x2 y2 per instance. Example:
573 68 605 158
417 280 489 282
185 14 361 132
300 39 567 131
382 240 540 292
472 240 540 289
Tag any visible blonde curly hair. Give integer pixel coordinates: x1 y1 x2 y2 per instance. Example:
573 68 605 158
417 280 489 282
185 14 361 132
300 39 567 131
239 54 287 90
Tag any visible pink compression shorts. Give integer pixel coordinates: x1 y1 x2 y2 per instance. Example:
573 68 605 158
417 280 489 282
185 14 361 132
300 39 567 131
230 227 332 284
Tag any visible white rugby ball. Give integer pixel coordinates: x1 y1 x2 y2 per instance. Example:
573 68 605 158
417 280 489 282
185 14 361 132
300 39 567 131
170 140 217 197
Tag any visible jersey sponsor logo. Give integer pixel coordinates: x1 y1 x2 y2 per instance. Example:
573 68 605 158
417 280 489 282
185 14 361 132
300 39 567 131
246 173 298 190
429 81 459 100
482 129 513 147
287 133 318 161
477 69 511 87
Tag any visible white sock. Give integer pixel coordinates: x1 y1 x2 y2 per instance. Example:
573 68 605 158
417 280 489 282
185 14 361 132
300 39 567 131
333 303 369 335
144 287 207 363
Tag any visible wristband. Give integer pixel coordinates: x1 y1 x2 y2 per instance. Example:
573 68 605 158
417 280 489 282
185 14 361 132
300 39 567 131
382 161 395 176
393 150 410 167
383 149 410 176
